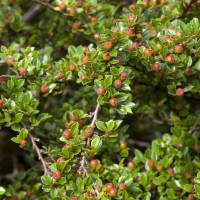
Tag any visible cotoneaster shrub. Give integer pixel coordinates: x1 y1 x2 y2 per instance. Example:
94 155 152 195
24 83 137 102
0 0 200 199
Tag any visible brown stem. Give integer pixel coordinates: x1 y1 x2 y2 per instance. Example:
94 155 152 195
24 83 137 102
90 103 100 127
22 123 50 176
23 4 42 23
175 0 198 19
32 0 55 11
87 103 100 147
79 157 99 195
127 139 150 148
189 116 200 134
0 75 22 78
78 103 101 196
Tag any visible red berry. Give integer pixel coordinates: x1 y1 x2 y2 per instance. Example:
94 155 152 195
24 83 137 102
5 57 13 66
97 186 102 192
63 130 72 140
112 28 119 33
59 3 66 11
150 30 156 38
40 85 49 93
26 191 33 197
0 100 3 108
184 68 192 76
142 0 149 7
194 144 200 152
165 54 174 64
120 72 128 80
119 183 126 190
70 113 78 121
20 139 27 148
69 63 76 71
90 159 98 169
174 44 184 53
109 98 118 107
69 198 78 200
175 31 182 37
10 196 18 200
120 141 127 149
96 87 106 96
84 128 93 138
70 7 77 15
128 42 139 51
99 165 104 172
103 41 113 50
134 176 140 182
19 68 27 76
82 56 90 63
176 88 184 97
167 168 174 175
109 188 118 197
147 159 154 167
93 33 101 39
57 157 65 164
160 0 166 4
52 170 61 180
57 72 64 79
106 183 114 192
156 164 163 171
102 52 111 61
76 0 83 6
91 16 97 24
188 194 194 200
128 16 135 22
163 35 173 44
151 63 162 72
144 48 153 57
137 33 143 40
83 46 88 53
72 23 80 30
125 29 134 37
185 171 192 179
80 74 91 81
113 79 122 88
127 161 135 170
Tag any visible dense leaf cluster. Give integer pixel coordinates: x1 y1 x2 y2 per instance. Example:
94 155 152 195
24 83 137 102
0 0 200 199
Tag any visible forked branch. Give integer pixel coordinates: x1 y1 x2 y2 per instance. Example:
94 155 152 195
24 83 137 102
22 123 50 176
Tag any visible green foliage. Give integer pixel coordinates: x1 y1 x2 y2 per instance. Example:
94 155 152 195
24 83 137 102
0 0 200 199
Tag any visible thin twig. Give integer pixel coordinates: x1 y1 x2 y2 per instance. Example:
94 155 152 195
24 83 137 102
33 0 55 10
79 157 99 195
87 103 100 147
128 139 150 148
189 116 200 134
0 75 22 78
78 103 101 196
90 103 100 127
22 123 50 176
175 0 198 20
23 4 42 22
